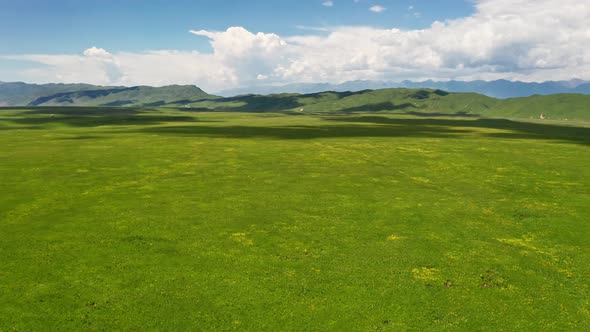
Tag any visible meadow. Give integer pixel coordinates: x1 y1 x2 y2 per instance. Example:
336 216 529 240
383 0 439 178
1 107 589 330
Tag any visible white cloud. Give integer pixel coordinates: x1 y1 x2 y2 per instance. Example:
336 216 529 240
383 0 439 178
83 47 112 58
369 5 386 13
1 49 235 92
295 25 330 32
322 1 334 7
114 50 237 90
4 47 124 85
1 0 589 92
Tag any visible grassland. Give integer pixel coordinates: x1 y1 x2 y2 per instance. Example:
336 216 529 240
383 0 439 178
1 107 589 330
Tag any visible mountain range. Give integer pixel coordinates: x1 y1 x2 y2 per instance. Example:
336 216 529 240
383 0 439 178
218 79 590 98
0 82 120 107
2 79 590 108
1 80 589 121
0 82 213 107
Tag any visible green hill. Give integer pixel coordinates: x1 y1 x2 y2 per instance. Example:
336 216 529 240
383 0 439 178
3 84 589 121
29 85 216 106
0 82 119 106
484 94 590 120
182 88 589 121
174 89 498 114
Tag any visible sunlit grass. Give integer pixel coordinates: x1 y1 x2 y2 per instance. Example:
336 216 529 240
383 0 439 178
1 108 589 330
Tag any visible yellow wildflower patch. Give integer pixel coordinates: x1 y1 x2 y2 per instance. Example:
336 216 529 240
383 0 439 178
412 267 441 281
231 232 254 246
387 235 404 241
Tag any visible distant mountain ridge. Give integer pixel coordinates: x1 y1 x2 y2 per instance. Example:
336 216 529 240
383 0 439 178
0 81 120 106
28 85 214 107
218 79 590 98
192 88 589 121
2 82 589 121
0 82 215 107
2 79 590 107
2 79 590 106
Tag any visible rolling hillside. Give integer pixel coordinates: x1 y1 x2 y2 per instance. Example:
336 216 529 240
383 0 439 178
4 79 590 107
183 88 589 121
483 94 590 120
2 83 588 121
0 82 119 106
218 79 590 98
28 85 216 106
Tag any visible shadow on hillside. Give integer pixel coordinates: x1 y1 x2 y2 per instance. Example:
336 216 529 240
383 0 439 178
101 100 136 107
28 88 140 106
124 116 590 146
337 102 417 113
171 90 459 114
206 95 301 112
184 91 359 112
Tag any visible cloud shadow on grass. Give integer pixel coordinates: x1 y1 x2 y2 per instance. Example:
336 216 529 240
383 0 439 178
337 102 417 113
124 116 590 146
2 108 588 146
0 107 217 128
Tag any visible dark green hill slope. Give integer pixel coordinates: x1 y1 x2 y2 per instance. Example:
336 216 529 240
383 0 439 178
183 88 499 115
29 85 216 106
0 82 119 106
3 84 588 121
484 94 590 120
178 88 588 121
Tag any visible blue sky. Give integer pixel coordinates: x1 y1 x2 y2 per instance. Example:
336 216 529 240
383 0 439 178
0 0 588 91
0 0 474 54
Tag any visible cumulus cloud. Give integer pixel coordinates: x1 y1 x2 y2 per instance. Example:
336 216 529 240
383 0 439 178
1 0 589 92
1 49 235 91
369 5 386 13
3 47 124 85
322 1 334 7
83 47 112 58
189 26 288 87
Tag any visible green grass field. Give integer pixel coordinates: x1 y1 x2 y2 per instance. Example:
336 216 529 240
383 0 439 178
1 107 589 330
